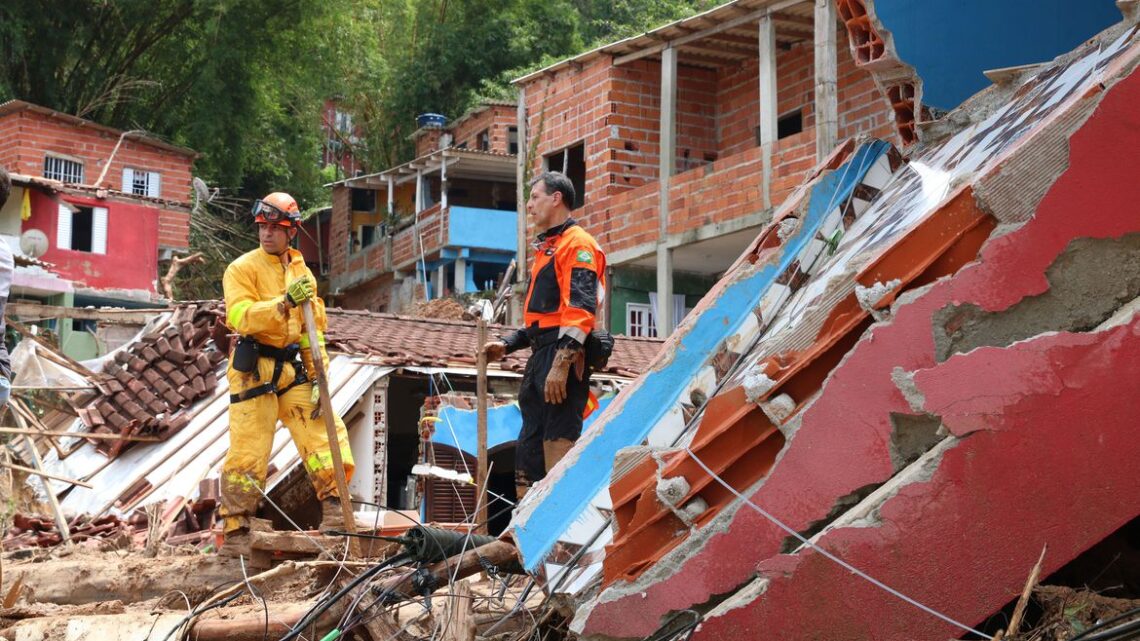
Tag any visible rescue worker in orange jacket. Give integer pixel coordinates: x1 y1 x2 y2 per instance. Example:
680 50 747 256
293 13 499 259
482 171 606 498
220 192 353 553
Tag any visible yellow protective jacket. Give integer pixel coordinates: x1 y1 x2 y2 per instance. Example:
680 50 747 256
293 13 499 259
223 247 329 377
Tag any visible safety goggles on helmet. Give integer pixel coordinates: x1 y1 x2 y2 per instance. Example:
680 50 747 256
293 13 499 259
252 199 298 225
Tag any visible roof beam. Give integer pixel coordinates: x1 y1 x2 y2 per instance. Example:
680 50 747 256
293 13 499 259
613 0 810 67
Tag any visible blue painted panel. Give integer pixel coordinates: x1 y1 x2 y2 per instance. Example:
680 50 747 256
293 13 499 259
875 0 1119 109
431 396 616 457
447 206 518 253
512 140 893 568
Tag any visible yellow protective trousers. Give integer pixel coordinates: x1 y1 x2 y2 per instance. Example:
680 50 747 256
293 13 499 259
219 355 354 533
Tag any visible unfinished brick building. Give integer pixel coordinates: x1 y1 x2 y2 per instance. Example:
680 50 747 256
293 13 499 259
327 101 518 312
512 0 897 337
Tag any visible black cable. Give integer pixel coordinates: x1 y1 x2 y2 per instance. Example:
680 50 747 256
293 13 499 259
1071 607 1140 641
158 591 244 641
276 552 410 641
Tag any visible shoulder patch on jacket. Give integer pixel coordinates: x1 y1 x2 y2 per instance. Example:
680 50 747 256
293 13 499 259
575 249 594 265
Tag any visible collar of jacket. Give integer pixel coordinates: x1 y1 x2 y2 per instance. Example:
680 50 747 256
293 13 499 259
536 218 577 243
256 246 303 266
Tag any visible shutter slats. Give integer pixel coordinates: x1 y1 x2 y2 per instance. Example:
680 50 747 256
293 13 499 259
56 204 72 250
92 207 108 254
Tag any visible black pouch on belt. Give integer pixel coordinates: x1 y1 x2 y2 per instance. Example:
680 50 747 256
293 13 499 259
584 329 615 371
232 336 259 373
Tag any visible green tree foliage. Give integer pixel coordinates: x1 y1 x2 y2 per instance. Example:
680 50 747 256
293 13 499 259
0 0 716 298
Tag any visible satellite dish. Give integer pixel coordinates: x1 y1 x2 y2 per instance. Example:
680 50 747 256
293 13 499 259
19 229 49 258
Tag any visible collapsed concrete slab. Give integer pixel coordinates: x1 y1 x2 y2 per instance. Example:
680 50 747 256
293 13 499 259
507 13 1140 641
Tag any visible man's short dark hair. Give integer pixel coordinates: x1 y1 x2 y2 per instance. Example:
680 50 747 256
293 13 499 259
0 167 9 210
534 171 575 209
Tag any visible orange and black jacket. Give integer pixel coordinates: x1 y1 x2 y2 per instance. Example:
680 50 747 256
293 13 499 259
503 219 606 351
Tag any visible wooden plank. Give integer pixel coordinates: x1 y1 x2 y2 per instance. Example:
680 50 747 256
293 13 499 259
443 580 476 641
7 303 163 324
813 0 838 160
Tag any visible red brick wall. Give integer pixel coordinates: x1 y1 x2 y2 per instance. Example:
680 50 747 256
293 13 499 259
415 128 444 157
452 105 517 153
0 108 196 249
519 28 897 260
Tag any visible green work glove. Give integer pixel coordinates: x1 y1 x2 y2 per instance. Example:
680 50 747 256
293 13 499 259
286 275 315 306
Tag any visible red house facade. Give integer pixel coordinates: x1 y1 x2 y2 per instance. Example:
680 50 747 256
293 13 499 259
0 100 197 356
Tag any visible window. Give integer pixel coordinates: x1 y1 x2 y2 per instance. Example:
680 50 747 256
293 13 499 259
477 129 490 151
44 156 84 183
122 168 161 198
508 127 519 155
627 303 657 338
542 142 586 210
753 109 805 146
629 294 691 337
777 109 804 139
57 203 108 254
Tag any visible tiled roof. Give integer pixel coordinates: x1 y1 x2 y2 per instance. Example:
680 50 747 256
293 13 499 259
325 308 662 378
77 302 227 456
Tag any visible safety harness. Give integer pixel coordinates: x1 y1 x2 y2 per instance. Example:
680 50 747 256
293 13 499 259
229 339 310 404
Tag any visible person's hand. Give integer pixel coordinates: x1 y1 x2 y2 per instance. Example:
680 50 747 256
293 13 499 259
309 383 323 419
544 347 583 404
482 341 507 362
286 275 316 306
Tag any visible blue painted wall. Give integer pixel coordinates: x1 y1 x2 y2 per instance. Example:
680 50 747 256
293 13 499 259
431 396 615 457
875 0 1120 109
448 206 517 253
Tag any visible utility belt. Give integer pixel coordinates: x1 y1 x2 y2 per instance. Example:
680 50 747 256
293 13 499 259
525 324 614 371
229 336 309 403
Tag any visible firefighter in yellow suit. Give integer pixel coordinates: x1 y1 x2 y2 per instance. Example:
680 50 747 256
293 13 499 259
219 191 353 554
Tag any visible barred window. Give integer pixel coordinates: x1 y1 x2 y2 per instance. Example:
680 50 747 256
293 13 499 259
44 156 84 183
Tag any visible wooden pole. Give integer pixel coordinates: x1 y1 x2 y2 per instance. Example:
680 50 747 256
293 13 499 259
475 319 489 535
0 426 162 442
0 459 93 488
299 300 358 551
21 435 74 545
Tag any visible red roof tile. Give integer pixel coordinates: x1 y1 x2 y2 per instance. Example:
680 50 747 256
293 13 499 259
325 309 661 378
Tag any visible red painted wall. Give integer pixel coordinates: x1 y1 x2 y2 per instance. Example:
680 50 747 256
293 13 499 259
26 190 159 292
0 106 195 250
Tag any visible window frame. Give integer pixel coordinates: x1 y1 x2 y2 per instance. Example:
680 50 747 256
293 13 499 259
43 155 85 184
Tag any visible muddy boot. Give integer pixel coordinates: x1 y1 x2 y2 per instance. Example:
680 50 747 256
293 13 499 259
219 517 273 558
319 497 348 533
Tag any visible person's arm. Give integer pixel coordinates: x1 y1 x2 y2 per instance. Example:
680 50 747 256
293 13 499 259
224 262 286 336
555 242 602 348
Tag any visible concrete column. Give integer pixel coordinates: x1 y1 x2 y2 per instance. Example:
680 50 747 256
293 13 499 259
758 13 778 210
415 168 424 213
437 264 447 297
440 157 449 210
385 175 395 271
454 256 467 294
814 0 839 161
656 44 677 338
